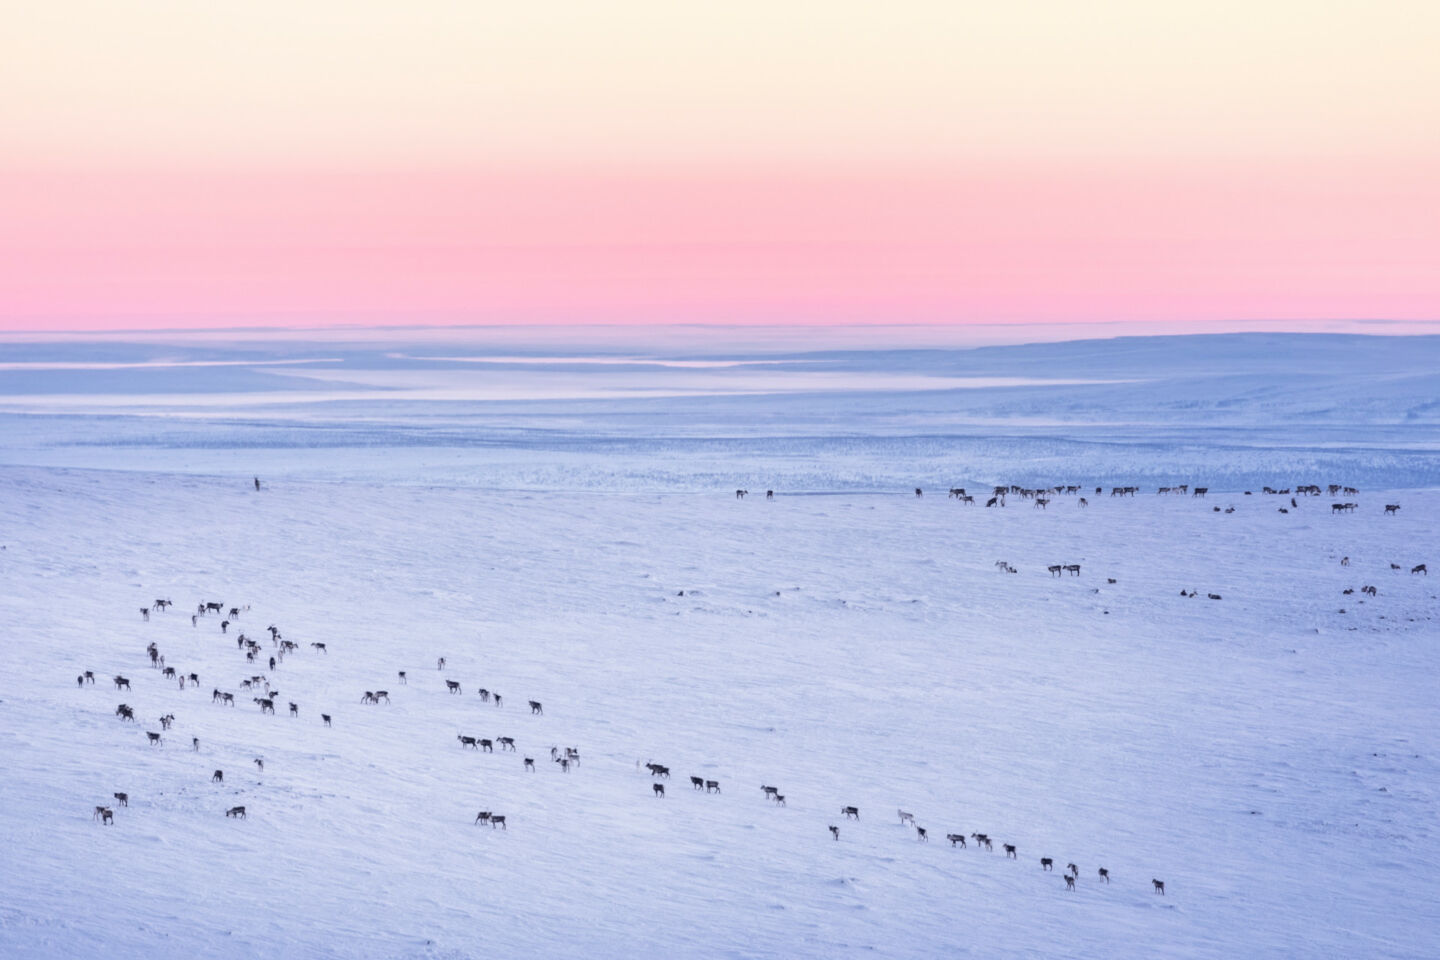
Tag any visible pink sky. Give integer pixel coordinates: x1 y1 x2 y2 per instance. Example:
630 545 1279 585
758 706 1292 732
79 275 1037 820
3 3 1437 331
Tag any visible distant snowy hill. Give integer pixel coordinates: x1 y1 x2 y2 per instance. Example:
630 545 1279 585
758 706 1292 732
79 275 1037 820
2 333 1439 490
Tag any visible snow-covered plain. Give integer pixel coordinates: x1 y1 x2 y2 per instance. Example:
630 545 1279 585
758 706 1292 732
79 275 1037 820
1 332 1438 959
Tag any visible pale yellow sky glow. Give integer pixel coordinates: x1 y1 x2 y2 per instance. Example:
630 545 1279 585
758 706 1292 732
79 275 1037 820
5 1 1438 168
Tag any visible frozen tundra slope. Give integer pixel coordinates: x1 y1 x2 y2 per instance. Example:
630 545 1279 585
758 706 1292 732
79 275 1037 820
1 467 1437 959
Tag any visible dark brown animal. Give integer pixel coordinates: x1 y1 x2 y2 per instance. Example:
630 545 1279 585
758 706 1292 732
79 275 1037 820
226 806 246 818
113 792 128 807
1152 879 1165 894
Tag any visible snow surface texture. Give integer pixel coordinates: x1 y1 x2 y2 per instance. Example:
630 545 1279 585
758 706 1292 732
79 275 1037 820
1 333 1438 959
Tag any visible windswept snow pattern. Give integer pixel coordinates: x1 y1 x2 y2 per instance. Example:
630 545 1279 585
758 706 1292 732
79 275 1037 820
1 333 1438 959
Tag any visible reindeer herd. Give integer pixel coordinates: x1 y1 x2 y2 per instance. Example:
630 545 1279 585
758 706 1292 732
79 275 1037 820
85 596 564 840
72 477 1431 909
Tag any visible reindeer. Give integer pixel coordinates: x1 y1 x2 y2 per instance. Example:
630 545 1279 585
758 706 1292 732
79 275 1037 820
691 776 705 790
159 713 174 730
916 826 929 841
762 785 779 799
288 702 298 717
648 764 671 778
474 811 491 825
972 833 993 851
311 642 327 653
220 693 234 706
841 806 859 819
83 671 95 685
446 680 461 694
1152 879 1165 895
1078 497 1088 507
706 780 720 793
498 737 516 751
479 739 494 752
529 700 543 715
772 794 786 806
94 806 114 824
437 657 446 670
205 602 224 614
1385 504 1401 515
524 757 535 771
490 815 506 829
829 825 840 840
1004 844 1017 859
1193 487 1208 497
1413 564 1428 575
898 810 914 826
766 490 774 499
398 671 407 684
1048 565 1063 577
322 714 332 727
113 792 128 807
1040 857 1053 870
146 731 163 745
140 607 150 621
478 688 490 702
1098 867 1110 883
114 675 130 691
653 783 666 797
735 489 747 499
115 704 135 721
1067 862 1079 876
946 833 966 848
375 690 390 703
1064 564 1081 576
254 698 275 714
254 758 264 771
1064 874 1076 890
458 735 479 749
226 806 246 819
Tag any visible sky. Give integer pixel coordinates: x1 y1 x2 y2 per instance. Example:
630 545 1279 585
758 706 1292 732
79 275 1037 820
1 1 1437 331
